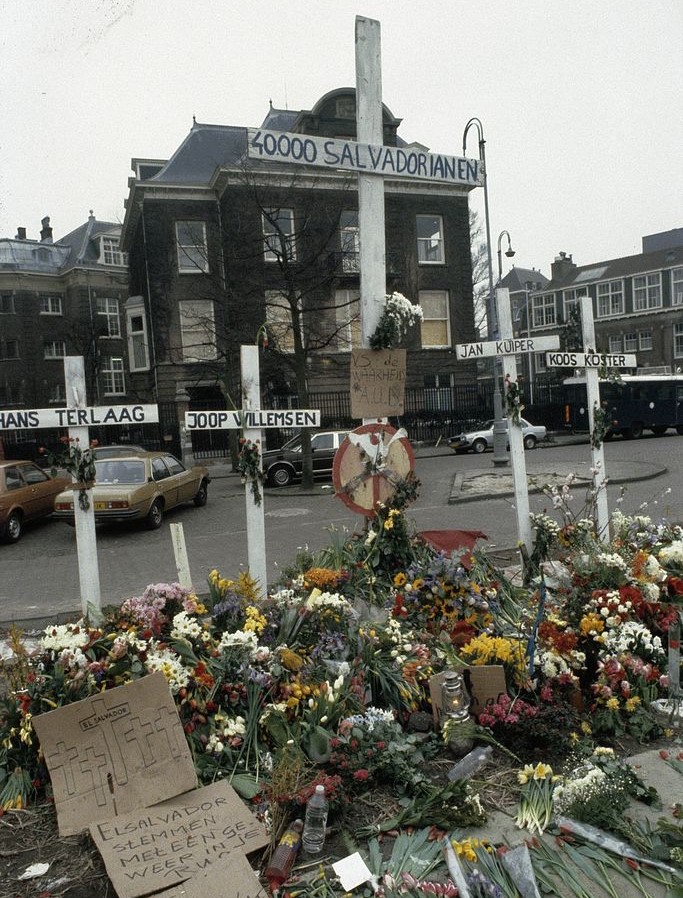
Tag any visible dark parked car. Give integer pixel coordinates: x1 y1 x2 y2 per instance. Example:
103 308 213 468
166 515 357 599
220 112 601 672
262 431 349 487
0 460 70 543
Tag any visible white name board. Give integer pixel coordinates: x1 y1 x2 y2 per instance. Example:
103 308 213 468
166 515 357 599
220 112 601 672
0 404 159 431
545 351 638 369
247 129 482 187
185 409 321 430
455 335 560 361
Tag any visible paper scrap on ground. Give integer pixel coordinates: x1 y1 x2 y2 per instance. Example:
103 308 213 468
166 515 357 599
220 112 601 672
332 852 375 890
32 672 197 836
90 780 269 898
18 862 50 880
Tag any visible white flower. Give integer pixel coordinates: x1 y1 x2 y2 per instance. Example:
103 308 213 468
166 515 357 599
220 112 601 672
145 644 190 694
41 623 89 652
171 610 204 640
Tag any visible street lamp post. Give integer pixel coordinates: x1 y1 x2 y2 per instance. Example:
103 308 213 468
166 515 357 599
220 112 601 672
463 118 508 466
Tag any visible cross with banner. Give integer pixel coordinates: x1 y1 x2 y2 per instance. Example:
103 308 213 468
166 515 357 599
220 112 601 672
454 293 560 553
0 356 159 624
184 345 320 594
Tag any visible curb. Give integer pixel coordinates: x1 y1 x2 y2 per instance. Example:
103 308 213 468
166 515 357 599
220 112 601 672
449 463 668 504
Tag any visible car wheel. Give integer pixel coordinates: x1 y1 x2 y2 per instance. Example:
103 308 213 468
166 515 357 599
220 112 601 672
3 510 23 543
472 439 487 454
146 499 164 529
269 465 293 487
651 426 667 436
523 434 537 450
193 479 208 507
625 421 644 439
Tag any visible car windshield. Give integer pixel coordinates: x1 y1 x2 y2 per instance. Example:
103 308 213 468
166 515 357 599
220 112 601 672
95 460 147 484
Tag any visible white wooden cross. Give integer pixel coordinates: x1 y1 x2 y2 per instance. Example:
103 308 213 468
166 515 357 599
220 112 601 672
0 357 158 624
184 345 321 597
455 291 560 553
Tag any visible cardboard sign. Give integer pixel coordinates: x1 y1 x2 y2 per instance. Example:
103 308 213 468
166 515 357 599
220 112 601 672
350 349 406 418
32 673 197 836
429 665 507 725
90 780 269 898
158 854 268 898
466 665 507 715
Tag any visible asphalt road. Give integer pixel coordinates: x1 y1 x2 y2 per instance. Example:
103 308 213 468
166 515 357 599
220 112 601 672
1 432 681 625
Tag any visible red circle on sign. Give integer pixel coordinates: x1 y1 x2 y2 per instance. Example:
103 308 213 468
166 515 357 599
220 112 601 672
333 423 415 517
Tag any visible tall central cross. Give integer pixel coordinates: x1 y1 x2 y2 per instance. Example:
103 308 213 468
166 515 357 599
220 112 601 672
355 16 386 346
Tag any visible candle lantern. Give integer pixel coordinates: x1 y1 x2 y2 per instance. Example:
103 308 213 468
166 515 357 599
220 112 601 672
441 670 474 756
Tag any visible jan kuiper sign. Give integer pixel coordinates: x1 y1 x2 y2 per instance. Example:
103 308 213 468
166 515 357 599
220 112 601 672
0 404 159 430
185 409 321 430
455 335 560 360
247 129 482 187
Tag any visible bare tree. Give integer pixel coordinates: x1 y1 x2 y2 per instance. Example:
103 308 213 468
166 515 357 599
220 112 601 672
469 209 489 338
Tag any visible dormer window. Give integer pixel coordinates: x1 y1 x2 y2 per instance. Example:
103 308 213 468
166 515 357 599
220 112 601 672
335 97 356 119
100 237 128 267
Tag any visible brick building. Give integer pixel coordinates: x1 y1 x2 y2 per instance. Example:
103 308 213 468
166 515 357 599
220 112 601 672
120 89 480 425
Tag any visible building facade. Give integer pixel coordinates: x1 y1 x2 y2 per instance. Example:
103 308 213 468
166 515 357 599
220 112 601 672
120 89 480 425
0 215 131 415
525 230 683 382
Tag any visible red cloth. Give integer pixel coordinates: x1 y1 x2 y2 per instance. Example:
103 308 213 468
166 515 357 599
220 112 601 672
419 529 487 568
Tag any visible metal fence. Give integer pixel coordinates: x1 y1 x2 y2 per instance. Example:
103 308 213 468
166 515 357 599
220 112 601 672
1 384 569 464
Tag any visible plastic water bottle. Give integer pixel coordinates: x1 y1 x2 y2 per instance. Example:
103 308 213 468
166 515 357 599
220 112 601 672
302 784 328 854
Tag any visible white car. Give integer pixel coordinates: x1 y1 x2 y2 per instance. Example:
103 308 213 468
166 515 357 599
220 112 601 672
448 418 547 454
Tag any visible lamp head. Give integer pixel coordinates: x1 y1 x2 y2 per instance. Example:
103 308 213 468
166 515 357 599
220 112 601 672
505 247 516 259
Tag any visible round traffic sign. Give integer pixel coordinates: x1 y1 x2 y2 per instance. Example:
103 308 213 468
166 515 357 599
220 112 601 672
333 423 415 516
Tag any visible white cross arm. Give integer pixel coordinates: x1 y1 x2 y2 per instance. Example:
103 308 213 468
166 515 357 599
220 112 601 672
544 351 638 368
185 409 321 430
247 129 482 188
455 335 559 361
0 404 159 430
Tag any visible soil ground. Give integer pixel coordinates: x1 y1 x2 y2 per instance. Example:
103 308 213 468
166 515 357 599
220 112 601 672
2 733 679 898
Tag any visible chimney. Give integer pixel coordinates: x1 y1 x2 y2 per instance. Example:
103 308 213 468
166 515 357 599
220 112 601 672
551 251 576 281
40 216 53 243
16 227 27 240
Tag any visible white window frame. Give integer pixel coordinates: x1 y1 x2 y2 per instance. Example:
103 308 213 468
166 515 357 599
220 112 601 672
97 297 120 337
674 322 683 358
44 340 66 359
48 382 66 404
672 267 683 306
339 211 360 273
608 334 623 353
416 215 445 264
102 357 125 396
0 294 15 314
176 221 209 273
419 289 450 348
126 297 150 372
633 272 662 311
100 237 128 267
40 295 62 315
562 288 587 323
639 330 653 351
263 209 296 262
334 289 361 351
178 299 217 361
533 294 556 328
0 340 19 360
624 332 638 352
596 280 624 318
535 351 547 373
265 290 299 353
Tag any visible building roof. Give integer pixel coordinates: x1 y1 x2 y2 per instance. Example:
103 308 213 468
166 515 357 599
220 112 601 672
147 123 247 186
0 215 124 275
545 242 683 291
500 266 549 292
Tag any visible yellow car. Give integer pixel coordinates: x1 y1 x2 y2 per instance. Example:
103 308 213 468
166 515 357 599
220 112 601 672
54 451 210 529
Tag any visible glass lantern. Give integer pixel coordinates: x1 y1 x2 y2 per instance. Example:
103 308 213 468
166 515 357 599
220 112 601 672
441 670 474 756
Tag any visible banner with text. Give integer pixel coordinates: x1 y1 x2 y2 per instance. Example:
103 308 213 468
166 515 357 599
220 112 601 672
0 404 159 431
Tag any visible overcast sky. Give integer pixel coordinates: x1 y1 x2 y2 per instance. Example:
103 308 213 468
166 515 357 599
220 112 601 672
2 1 681 279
